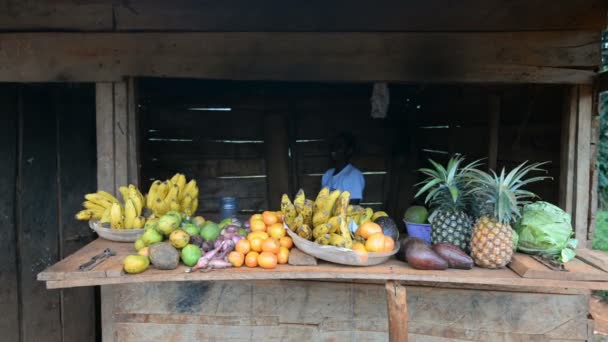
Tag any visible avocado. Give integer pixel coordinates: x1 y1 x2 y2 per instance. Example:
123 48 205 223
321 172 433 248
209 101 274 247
375 216 399 241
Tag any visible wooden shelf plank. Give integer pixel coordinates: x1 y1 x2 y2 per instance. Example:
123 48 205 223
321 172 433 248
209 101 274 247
509 253 608 281
38 239 608 291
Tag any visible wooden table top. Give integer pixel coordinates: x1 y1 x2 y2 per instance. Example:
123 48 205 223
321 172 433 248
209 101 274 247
38 238 608 292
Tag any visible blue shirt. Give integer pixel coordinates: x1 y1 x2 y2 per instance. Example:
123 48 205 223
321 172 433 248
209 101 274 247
321 164 365 200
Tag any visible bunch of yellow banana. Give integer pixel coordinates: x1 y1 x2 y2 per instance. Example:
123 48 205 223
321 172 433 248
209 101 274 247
76 186 147 229
147 173 199 217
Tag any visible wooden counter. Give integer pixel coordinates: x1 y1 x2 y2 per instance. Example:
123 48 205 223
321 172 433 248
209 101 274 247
38 239 608 341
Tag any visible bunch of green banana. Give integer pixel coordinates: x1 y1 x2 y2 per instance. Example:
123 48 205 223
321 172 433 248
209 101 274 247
147 173 199 217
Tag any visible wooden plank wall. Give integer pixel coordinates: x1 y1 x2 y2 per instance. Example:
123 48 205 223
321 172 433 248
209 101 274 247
101 280 592 342
0 84 98 342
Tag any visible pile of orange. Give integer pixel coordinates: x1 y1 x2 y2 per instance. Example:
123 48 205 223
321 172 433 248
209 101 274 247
228 211 293 269
352 221 395 256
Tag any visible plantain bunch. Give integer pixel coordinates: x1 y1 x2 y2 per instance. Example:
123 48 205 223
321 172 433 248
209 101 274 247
75 185 146 229
147 173 199 218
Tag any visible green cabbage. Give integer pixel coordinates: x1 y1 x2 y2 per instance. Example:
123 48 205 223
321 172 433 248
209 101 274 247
513 201 578 263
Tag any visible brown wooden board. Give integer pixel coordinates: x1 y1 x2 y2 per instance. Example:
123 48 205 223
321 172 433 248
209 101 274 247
0 1 113 31
38 239 608 291
55 84 98 342
576 249 608 273
19 86 62 341
113 0 606 31
509 254 608 281
0 84 19 342
0 32 597 83
101 281 590 342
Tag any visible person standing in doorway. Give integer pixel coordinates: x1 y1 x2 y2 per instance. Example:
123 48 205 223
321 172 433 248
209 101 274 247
321 132 365 205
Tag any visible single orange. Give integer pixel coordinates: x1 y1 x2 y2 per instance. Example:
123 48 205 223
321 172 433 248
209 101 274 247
351 243 368 263
277 246 290 264
356 221 383 240
365 232 386 252
235 239 251 254
279 236 293 249
275 211 284 223
258 252 278 269
250 213 263 222
262 211 279 226
250 237 264 253
250 219 267 232
261 238 281 254
247 231 269 241
268 223 286 239
245 251 259 267
228 251 244 267
383 236 395 252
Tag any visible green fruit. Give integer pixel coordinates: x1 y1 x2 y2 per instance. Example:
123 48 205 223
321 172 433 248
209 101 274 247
123 255 150 274
134 238 146 251
182 223 200 237
144 217 159 231
169 229 190 249
157 214 181 236
141 228 163 246
200 222 220 241
166 211 182 221
192 216 206 228
404 206 429 224
237 228 247 237
181 244 202 267
218 218 233 229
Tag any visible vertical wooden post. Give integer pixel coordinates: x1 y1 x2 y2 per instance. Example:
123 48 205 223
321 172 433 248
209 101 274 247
560 86 577 215
96 79 139 195
264 113 290 209
385 280 408 342
574 85 592 248
488 94 500 170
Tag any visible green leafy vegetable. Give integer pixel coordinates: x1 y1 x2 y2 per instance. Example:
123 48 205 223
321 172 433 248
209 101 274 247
513 201 577 263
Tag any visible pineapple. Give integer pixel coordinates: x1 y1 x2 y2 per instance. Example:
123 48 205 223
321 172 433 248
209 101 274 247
467 162 549 268
415 156 480 252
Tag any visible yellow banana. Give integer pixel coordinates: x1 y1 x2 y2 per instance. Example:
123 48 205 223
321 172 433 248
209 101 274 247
314 234 330 245
191 198 199 215
328 233 347 248
327 216 342 234
128 187 143 215
371 211 389 221
314 187 329 214
293 189 306 214
82 201 106 214
300 199 314 226
312 224 330 240
164 183 180 206
147 180 161 208
280 194 297 229
96 191 120 204
156 181 169 200
296 224 312 240
180 179 197 201
338 213 353 249
332 191 351 217
153 197 170 216
169 173 181 185
169 199 181 212
129 184 145 204
175 174 187 194
110 203 124 229
132 216 146 229
181 195 193 216
100 207 112 223
359 207 374 225
84 193 114 209
124 199 137 229
312 210 330 227
324 190 341 214
118 186 130 203
75 210 97 221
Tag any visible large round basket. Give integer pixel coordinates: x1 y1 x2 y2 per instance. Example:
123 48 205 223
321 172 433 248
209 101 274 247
89 220 145 242
285 228 399 266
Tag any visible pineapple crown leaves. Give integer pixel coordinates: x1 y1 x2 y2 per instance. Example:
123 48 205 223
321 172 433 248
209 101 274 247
465 161 552 225
415 156 482 212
